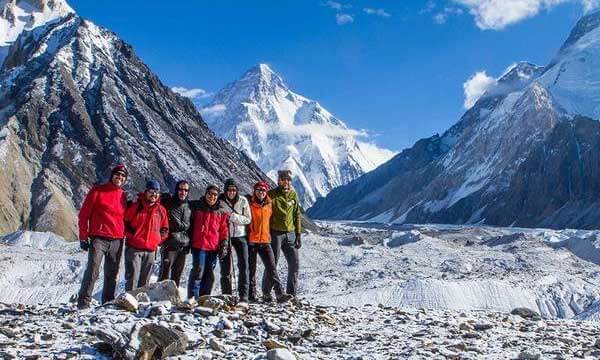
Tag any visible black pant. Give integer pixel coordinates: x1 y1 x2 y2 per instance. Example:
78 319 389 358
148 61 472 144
249 243 285 299
262 231 299 296
219 236 249 300
78 237 123 305
124 246 156 291
159 246 188 287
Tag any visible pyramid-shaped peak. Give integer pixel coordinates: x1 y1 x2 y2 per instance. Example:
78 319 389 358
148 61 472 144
234 63 288 94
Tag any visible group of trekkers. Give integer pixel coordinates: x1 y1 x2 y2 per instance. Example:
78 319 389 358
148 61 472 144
76 164 301 309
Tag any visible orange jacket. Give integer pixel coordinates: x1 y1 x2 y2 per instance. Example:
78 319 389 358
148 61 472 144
249 195 272 244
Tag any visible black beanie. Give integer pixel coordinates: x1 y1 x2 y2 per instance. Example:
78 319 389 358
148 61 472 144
223 178 237 191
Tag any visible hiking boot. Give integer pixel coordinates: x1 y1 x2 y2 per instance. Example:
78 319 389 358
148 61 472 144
276 294 293 303
77 301 91 310
262 295 274 303
249 295 259 304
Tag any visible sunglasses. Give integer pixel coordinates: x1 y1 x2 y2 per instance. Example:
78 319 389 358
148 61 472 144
177 188 190 192
255 188 267 193
146 189 160 195
206 191 219 197
113 172 126 178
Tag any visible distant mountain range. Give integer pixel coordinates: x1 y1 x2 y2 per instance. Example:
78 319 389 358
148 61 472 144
309 10 600 229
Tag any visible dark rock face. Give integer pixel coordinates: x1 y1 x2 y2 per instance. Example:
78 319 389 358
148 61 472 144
0 15 267 238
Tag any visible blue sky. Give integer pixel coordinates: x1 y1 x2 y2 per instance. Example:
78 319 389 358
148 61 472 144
70 0 591 151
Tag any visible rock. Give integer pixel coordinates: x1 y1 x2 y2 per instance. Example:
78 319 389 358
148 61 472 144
218 318 234 330
148 304 170 318
135 292 151 303
244 319 260 328
137 323 188 359
266 348 296 360
198 296 227 310
339 236 364 246
128 281 181 305
115 293 139 312
517 350 541 360
317 314 336 325
459 323 473 331
177 298 197 311
595 338 600 349
473 322 494 331
264 320 282 335
511 308 541 320
263 338 288 350
195 306 218 317
0 327 17 338
209 338 227 353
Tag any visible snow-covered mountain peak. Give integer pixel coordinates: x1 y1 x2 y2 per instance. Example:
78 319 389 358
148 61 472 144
0 0 73 66
559 9 600 53
203 65 395 207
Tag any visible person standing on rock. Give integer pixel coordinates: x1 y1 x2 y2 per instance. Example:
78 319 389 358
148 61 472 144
248 181 293 303
158 180 192 288
188 184 230 299
77 163 129 309
218 178 252 303
124 180 169 291
263 170 302 300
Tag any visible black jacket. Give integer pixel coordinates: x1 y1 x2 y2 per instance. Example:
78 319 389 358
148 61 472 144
161 194 192 249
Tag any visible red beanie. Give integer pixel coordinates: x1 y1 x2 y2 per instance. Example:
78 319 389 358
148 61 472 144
111 163 128 178
254 181 270 191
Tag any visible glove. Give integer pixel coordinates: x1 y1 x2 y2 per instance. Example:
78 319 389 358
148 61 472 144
80 239 90 252
218 241 229 260
294 233 302 249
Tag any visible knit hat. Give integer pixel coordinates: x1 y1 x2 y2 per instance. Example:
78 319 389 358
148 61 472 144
254 181 270 191
111 163 128 179
146 179 161 191
223 178 238 191
277 170 292 180
205 184 219 194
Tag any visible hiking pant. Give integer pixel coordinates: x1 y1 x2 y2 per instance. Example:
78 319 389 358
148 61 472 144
219 236 249 300
187 249 218 299
249 243 285 299
262 231 299 296
78 237 123 306
125 246 156 291
159 246 188 287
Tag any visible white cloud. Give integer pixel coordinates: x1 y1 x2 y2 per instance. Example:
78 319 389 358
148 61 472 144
322 1 351 10
336 13 354 25
582 0 600 11
172 86 212 99
420 0 437 14
363 8 392 17
453 0 599 30
434 13 448 23
200 104 227 118
463 71 497 109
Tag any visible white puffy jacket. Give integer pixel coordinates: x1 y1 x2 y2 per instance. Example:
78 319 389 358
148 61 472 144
219 195 252 238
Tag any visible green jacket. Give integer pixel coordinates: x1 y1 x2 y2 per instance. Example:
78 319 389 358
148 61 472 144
268 187 301 233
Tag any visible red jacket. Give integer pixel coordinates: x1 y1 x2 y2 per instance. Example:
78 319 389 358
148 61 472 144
190 199 229 251
78 183 128 241
124 194 169 251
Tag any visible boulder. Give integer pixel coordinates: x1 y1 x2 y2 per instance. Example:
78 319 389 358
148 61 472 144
266 348 296 360
128 281 181 305
115 293 139 312
137 323 188 359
